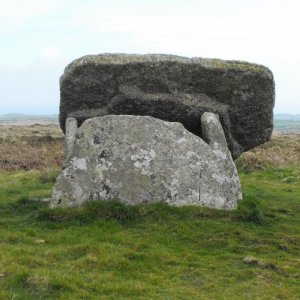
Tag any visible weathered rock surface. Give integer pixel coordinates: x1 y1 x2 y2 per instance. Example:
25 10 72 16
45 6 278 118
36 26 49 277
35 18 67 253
59 54 275 158
51 114 242 209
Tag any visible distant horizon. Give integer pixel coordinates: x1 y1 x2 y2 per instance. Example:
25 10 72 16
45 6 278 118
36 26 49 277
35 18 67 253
1 112 300 118
2 110 300 115
2 106 300 116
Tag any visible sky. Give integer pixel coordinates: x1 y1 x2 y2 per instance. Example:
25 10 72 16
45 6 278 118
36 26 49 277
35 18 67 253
0 0 299 115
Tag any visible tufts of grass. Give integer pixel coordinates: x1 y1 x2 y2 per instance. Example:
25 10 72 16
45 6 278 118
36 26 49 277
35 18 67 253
37 168 59 184
236 197 266 225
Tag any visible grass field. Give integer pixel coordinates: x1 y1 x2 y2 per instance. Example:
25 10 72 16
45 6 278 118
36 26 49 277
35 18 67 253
274 120 300 134
0 125 299 299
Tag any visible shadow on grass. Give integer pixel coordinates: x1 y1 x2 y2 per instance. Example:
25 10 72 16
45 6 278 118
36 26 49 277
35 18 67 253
3 196 267 227
38 201 232 224
37 198 267 226
11 196 48 212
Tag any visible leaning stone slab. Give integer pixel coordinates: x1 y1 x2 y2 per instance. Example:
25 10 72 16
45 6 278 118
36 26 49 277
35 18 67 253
59 54 275 159
51 114 242 209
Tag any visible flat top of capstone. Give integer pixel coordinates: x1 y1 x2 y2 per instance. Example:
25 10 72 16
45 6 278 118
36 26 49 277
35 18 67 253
63 53 273 80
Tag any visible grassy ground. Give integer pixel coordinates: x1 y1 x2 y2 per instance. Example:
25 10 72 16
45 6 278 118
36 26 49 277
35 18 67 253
0 125 299 299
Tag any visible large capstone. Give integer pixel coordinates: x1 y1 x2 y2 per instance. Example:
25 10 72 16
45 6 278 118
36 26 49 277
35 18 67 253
51 114 242 209
59 54 275 159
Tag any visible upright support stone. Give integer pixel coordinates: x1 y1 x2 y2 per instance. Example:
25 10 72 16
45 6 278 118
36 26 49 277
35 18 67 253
201 112 232 160
201 112 242 201
65 117 78 162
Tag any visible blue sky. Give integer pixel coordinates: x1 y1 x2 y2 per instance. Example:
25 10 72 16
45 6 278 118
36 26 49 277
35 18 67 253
0 0 299 114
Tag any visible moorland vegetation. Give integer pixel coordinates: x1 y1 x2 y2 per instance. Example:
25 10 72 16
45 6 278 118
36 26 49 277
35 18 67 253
0 125 299 299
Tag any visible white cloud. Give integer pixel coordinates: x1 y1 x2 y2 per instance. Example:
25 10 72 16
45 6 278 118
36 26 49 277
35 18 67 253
40 45 63 61
0 0 61 32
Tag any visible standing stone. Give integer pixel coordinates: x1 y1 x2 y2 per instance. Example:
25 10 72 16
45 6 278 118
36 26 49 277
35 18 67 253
51 114 242 209
59 54 275 158
64 117 77 162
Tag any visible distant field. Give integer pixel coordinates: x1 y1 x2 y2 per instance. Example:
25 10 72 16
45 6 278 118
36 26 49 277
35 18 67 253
1 114 300 133
0 114 58 125
274 120 300 134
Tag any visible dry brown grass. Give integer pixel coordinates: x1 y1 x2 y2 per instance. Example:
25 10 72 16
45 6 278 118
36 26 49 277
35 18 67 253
237 133 300 171
0 124 64 171
0 124 63 140
0 124 299 172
